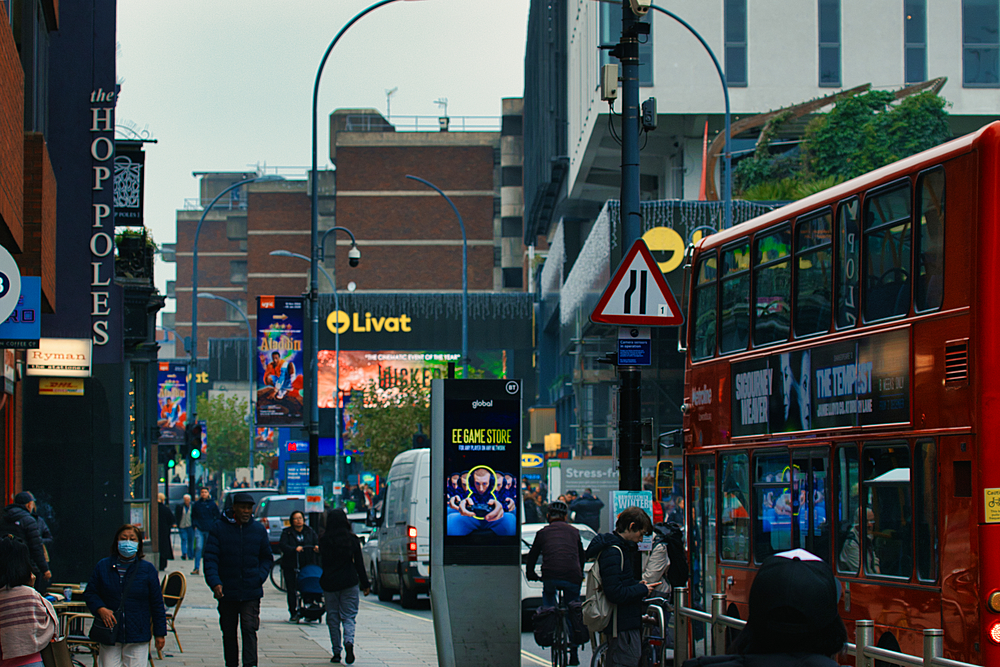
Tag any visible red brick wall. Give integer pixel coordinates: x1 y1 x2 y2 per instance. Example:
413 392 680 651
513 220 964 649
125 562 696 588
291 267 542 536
0 11 24 253
22 133 56 312
336 146 495 191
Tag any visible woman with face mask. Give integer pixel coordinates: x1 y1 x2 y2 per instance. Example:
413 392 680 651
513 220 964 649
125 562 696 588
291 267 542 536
83 525 167 667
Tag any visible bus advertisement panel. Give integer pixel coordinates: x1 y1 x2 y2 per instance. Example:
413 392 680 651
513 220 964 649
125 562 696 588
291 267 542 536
731 329 909 437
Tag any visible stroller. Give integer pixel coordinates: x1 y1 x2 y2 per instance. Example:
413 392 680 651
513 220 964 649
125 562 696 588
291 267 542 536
292 555 326 623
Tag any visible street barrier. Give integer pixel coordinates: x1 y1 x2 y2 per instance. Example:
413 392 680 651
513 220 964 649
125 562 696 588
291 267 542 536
669 586 981 667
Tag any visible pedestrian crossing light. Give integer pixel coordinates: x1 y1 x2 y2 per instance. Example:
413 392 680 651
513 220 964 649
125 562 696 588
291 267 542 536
345 454 352 464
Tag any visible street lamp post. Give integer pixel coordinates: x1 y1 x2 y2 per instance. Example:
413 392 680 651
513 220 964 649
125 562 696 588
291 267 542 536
188 174 273 494
196 292 255 487
404 175 468 377
309 0 412 493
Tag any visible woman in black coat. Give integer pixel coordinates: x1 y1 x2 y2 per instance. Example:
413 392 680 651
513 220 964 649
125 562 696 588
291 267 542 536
319 510 370 664
156 494 174 570
278 510 319 621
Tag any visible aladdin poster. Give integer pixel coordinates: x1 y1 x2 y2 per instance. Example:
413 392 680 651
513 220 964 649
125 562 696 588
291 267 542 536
157 362 187 443
256 296 305 425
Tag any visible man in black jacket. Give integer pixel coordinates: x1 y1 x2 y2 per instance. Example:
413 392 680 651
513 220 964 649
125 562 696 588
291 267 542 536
1 491 50 586
585 506 655 667
570 488 605 532
191 486 220 575
203 492 273 667
527 500 585 665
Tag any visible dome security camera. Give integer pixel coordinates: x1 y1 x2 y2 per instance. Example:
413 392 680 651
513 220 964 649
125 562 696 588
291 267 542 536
348 245 361 267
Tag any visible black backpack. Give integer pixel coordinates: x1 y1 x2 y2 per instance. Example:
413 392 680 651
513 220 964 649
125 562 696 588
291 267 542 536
652 521 689 588
0 508 28 545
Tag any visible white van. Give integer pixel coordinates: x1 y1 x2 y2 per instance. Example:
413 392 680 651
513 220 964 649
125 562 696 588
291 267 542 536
373 447 430 608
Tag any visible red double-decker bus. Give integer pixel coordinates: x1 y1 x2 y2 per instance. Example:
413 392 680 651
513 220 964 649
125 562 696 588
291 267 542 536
681 122 1000 664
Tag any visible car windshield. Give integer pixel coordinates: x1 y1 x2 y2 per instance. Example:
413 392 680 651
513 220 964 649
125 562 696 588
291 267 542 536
261 498 304 518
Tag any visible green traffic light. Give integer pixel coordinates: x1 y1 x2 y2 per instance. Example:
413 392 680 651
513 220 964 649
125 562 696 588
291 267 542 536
345 455 352 464
168 459 176 468
190 448 201 460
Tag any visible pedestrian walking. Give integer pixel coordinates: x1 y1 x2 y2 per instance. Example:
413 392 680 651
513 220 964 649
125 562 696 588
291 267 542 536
0 491 51 593
175 494 195 560
681 549 847 667
569 488 605 532
157 493 174 571
0 535 58 667
203 492 272 667
585 506 656 667
82 524 167 667
190 486 220 575
278 510 319 622
319 509 370 664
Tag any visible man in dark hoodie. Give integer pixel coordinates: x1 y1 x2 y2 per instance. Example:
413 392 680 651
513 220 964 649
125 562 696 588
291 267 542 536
203 492 273 667
1 491 50 586
681 549 847 667
585 506 655 667
570 488 605 532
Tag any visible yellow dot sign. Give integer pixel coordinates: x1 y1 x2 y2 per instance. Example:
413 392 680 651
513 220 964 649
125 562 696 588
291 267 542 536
642 226 685 274
987 488 1000 523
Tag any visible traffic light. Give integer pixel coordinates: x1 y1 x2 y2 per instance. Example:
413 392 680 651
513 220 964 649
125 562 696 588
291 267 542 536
158 445 176 468
412 423 428 449
184 422 203 460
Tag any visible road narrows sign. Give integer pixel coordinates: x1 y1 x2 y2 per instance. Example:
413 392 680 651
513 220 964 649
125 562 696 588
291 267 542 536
590 239 684 326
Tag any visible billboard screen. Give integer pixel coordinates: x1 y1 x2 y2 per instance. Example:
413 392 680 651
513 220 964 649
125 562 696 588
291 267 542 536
256 296 305 425
156 362 187 444
442 379 522 565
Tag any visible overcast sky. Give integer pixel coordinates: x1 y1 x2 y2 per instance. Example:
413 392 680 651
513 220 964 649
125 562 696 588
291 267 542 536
115 0 532 303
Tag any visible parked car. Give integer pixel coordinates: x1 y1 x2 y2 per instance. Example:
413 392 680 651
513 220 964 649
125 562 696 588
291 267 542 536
255 494 305 550
221 487 276 510
361 535 380 597
370 448 430 608
520 522 597 630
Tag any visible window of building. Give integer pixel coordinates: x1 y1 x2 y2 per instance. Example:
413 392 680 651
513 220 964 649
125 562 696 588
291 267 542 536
691 254 718 360
794 211 833 337
963 0 1000 87
862 442 912 578
501 216 522 238
818 0 841 86
753 227 791 346
915 168 945 312
501 166 523 187
599 2 653 87
719 241 750 354
835 197 860 328
225 298 247 323
725 0 748 86
502 267 523 289
230 260 248 284
905 0 927 83
863 181 911 322
226 217 247 241
721 452 750 561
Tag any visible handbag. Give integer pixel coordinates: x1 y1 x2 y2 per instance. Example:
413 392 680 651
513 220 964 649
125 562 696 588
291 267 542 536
88 564 139 646
40 637 73 667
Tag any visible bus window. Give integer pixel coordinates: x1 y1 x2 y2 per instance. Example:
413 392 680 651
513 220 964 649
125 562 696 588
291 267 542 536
863 442 913 578
794 211 833 337
720 241 751 354
835 197 860 328
753 227 791 346
835 444 860 574
915 439 938 582
688 456 716 614
915 169 945 312
692 253 718 360
753 451 792 562
791 451 830 561
720 452 750 561
863 181 912 322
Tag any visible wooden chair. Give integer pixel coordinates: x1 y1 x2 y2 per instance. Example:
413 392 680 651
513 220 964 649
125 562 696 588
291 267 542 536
159 571 187 658
61 612 100 667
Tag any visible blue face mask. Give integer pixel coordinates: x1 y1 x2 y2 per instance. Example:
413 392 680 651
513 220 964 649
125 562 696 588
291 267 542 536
117 540 138 558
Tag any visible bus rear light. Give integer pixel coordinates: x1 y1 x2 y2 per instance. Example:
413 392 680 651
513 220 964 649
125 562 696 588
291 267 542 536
989 621 1000 645
989 592 1000 614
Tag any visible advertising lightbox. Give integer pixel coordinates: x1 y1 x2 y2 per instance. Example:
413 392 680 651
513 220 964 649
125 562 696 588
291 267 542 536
256 296 305 426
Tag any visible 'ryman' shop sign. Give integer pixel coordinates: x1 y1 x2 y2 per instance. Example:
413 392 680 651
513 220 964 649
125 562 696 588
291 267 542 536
26 338 93 378
90 88 115 346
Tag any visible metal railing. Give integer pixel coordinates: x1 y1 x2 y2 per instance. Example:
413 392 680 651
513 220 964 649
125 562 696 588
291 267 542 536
343 113 500 133
669 587 981 667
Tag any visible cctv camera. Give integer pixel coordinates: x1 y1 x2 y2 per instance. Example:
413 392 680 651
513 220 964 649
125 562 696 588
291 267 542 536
348 246 361 267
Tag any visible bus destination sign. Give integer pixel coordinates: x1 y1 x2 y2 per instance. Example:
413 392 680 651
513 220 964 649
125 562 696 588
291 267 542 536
730 329 909 437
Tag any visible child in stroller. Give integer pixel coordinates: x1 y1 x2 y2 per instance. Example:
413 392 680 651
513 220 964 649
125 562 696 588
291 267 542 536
294 561 325 623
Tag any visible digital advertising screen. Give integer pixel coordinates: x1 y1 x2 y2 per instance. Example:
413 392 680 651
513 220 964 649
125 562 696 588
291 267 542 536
256 296 305 426
156 362 187 444
441 379 522 565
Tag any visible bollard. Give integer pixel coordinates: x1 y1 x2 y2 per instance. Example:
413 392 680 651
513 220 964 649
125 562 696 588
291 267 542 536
712 593 727 655
674 586 689 667
923 628 944 667
855 620 875 667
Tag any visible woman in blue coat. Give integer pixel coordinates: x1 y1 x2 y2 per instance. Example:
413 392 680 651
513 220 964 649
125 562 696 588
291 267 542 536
83 524 167 667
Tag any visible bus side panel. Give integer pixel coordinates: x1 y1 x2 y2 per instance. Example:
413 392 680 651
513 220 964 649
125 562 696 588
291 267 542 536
938 435 978 663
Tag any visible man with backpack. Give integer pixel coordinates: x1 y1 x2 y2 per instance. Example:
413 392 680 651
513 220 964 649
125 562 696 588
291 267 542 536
1 491 50 586
584 506 656 667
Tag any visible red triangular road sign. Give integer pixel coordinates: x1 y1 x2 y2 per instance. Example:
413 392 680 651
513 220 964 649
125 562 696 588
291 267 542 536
591 239 684 326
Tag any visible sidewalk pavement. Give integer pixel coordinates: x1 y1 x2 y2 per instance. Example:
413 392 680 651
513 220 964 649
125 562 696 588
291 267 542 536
155 558 437 667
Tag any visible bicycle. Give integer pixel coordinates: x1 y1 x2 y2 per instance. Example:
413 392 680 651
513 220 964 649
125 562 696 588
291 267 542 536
589 598 669 667
270 555 286 592
549 589 576 667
